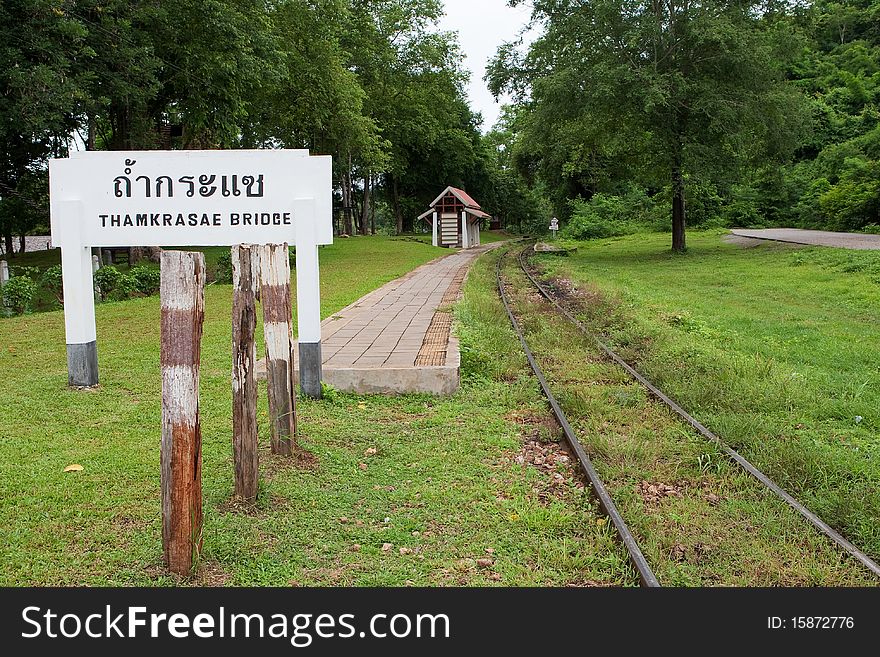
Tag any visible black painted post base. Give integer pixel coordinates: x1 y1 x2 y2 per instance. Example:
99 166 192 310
299 342 322 399
67 341 99 387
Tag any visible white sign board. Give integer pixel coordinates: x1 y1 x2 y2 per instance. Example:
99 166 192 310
49 149 332 389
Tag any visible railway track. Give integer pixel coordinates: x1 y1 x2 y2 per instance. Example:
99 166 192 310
495 243 880 585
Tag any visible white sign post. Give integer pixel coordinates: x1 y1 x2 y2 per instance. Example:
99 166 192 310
49 149 332 396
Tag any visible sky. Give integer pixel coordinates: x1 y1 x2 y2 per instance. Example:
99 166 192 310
437 0 536 132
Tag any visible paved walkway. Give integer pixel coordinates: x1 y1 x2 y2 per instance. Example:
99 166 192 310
730 228 880 250
0 235 53 256
263 242 501 395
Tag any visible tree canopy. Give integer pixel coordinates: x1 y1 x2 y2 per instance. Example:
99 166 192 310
1 0 545 253
489 0 812 251
4 1 878 253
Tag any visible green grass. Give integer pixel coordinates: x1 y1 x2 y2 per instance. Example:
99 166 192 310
0 237 632 586
501 249 874 585
533 230 880 567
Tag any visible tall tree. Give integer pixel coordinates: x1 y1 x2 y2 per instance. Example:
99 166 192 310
490 0 807 251
0 0 88 254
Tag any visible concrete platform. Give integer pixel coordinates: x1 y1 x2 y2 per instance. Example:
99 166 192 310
257 242 502 395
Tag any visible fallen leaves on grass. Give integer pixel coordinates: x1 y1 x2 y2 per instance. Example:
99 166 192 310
636 480 685 506
508 438 585 501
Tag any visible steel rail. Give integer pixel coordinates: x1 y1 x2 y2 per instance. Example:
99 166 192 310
518 246 880 580
496 247 661 588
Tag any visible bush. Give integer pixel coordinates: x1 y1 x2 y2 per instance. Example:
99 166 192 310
130 266 161 295
10 265 40 279
108 273 139 301
2 275 36 315
721 197 762 227
94 265 122 301
563 187 661 240
215 251 233 284
41 265 64 303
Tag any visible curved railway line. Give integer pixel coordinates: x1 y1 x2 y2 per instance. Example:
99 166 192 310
495 242 880 586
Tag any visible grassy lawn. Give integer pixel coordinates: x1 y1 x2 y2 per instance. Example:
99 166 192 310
504 249 872 585
0 238 633 586
533 230 880 565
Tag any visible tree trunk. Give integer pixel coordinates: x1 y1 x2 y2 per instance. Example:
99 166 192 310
87 115 96 151
19 234 25 254
3 225 13 257
345 155 355 236
392 175 403 235
361 174 371 236
370 177 377 236
671 157 686 253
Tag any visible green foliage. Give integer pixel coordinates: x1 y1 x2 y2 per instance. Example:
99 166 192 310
215 251 233 284
93 266 122 301
93 265 157 301
9 265 40 279
319 382 340 403
2 275 36 315
562 187 665 240
488 0 807 248
40 265 63 302
108 273 139 302
2 0 502 245
129 266 161 296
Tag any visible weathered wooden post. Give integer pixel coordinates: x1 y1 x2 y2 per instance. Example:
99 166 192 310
231 245 259 500
251 247 261 302
160 250 205 576
260 243 297 457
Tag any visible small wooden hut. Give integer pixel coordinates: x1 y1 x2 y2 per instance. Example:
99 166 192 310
418 186 490 249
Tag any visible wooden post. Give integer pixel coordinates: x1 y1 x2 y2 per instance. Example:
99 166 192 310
251 246 261 302
232 245 259 500
160 251 205 576
260 243 296 457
